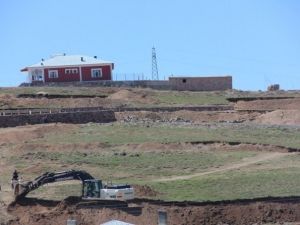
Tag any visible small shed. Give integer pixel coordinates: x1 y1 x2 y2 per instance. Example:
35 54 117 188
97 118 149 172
169 76 232 91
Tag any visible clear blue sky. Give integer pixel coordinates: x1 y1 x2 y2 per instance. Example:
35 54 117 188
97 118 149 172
1 0 299 90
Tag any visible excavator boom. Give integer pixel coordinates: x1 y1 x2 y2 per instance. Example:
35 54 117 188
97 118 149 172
15 170 94 201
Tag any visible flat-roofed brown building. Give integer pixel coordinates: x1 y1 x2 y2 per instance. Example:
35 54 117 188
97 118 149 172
169 76 232 91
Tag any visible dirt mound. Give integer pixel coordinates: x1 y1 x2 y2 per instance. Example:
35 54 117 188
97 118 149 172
0 94 17 108
235 98 300 111
0 94 116 109
254 110 300 125
132 185 159 198
107 89 156 104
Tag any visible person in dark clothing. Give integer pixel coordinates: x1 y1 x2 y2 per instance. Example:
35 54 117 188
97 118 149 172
12 170 19 181
11 170 19 190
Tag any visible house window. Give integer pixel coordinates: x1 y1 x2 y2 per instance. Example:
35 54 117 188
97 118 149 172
91 68 102 78
48 70 58 78
65 68 78 74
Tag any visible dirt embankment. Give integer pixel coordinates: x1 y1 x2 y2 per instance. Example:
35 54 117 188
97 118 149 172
254 110 300 126
107 89 157 105
0 94 113 109
233 98 300 125
6 196 300 225
235 98 300 111
0 89 158 109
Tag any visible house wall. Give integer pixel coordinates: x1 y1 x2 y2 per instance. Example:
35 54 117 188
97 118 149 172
81 65 112 81
43 65 112 83
44 67 80 82
169 76 232 91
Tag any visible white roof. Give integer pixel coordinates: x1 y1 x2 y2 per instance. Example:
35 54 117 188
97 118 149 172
100 220 135 225
22 54 113 70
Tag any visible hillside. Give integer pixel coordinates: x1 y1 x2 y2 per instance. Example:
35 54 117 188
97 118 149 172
1 87 300 225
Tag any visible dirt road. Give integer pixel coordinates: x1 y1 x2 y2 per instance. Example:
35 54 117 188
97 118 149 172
154 152 293 182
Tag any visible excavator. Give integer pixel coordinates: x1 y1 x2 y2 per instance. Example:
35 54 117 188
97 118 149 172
14 170 134 202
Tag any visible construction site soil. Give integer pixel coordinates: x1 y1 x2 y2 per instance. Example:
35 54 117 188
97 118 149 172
234 98 300 111
0 89 158 109
5 196 300 225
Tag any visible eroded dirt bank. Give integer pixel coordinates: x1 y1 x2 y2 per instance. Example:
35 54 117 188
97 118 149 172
234 98 300 111
6 196 300 225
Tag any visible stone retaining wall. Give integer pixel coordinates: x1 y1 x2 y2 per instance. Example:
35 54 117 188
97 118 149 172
0 106 234 127
0 110 116 128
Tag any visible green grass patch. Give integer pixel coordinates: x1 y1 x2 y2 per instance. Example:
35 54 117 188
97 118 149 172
33 123 300 149
150 168 300 201
11 150 256 181
153 91 228 105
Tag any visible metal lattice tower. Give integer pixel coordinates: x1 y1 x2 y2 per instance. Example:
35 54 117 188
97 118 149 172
152 47 159 80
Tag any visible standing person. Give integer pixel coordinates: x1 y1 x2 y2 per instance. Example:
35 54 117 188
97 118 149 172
12 170 18 181
11 170 19 195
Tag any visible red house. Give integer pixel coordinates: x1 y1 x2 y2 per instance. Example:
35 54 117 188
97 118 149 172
21 54 114 83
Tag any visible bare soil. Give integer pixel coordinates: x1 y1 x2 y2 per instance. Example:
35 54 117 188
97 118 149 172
254 110 300 125
0 89 157 109
6 196 300 225
0 94 114 109
132 185 159 198
235 98 300 111
107 89 157 105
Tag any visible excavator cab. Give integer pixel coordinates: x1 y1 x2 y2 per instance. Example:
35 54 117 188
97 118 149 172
82 179 102 199
82 179 134 201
